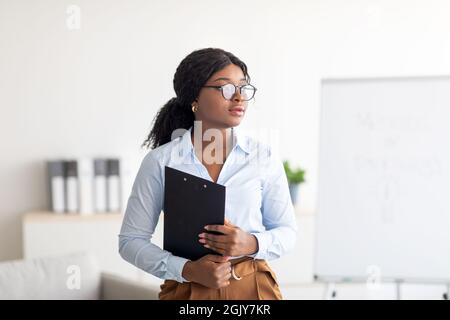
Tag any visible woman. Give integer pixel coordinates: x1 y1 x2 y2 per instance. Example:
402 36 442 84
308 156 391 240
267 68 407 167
119 48 297 300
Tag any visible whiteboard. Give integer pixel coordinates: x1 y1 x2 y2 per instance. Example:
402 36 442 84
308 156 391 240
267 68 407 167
315 76 450 283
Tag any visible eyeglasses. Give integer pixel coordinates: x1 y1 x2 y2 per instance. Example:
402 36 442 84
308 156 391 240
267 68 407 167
202 83 257 101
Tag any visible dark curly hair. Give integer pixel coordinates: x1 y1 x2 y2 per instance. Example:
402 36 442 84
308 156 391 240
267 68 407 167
141 48 251 150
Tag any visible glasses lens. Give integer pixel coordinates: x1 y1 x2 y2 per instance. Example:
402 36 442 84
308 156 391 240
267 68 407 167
241 85 255 101
222 84 235 100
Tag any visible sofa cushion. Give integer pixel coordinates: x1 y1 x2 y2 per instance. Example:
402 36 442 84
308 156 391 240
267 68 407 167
0 252 101 299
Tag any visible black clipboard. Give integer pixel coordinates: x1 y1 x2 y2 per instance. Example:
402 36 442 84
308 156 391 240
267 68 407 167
163 166 226 261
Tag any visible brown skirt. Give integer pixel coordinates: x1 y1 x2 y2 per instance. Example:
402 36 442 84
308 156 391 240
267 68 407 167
159 257 282 300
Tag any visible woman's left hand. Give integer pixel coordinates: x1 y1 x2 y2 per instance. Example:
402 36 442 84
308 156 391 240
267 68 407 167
198 219 258 257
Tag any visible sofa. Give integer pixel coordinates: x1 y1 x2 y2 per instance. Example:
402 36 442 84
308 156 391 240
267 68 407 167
0 252 160 300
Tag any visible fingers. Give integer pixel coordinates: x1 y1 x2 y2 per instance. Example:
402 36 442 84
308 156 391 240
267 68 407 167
217 261 231 272
201 236 233 256
203 239 230 255
203 240 227 250
212 261 232 289
198 232 228 244
204 224 233 234
199 229 238 256
217 263 232 283
206 245 227 256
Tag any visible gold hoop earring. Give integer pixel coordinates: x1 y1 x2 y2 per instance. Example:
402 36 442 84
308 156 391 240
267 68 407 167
192 104 198 113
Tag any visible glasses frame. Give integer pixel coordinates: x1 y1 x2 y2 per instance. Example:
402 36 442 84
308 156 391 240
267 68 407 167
202 83 257 101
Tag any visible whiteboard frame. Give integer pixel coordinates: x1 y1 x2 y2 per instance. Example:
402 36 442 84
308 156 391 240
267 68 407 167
314 75 450 285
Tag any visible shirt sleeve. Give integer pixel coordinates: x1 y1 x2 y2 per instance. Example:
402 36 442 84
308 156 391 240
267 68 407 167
118 152 190 283
250 149 298 260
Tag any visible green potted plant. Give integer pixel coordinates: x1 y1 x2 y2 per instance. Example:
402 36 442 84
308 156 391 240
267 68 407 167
283 160 305 205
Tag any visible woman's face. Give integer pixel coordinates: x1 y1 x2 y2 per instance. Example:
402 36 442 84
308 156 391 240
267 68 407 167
194 64 249 129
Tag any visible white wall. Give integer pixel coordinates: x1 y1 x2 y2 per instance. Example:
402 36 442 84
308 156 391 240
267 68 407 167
1 0 450 262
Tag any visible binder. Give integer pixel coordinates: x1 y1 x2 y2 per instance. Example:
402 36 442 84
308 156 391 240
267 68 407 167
77 157 94 215
107 158 121 212
65 160 79 213
163 166 226 261
47 160 66 213
93 159 107 212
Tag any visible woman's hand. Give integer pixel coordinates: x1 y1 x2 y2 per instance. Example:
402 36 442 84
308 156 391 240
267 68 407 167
182 254 232 289
198 219 258 257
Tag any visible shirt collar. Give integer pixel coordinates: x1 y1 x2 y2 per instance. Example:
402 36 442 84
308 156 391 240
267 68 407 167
179 125 251 158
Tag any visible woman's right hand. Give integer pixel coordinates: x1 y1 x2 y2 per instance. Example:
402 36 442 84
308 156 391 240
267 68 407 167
182 254 232 289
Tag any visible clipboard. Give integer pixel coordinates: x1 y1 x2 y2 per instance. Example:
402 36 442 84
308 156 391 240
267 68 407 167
163 166 226 261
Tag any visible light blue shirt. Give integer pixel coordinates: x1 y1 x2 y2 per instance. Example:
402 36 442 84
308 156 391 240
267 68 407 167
118 126 297 283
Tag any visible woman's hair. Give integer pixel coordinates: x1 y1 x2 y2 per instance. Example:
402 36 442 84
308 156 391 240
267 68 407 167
141 48 251 150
